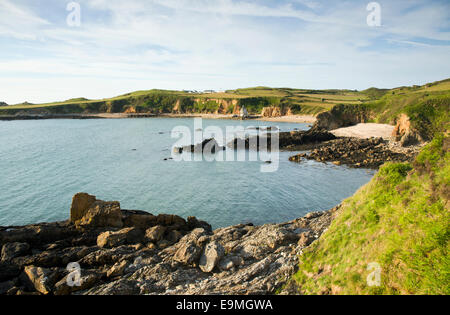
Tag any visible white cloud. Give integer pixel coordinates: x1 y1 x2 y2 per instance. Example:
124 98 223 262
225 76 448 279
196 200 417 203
0 0 449 104
0 0 50 40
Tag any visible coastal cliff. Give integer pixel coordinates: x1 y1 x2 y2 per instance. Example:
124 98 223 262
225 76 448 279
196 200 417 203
289 134 449 294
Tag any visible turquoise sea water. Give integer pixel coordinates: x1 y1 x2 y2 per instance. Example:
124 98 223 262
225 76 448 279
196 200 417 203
0 118 375 228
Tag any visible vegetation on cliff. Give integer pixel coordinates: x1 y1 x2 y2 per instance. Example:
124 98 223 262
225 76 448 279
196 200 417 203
364 80 450 140
0 86 368 116
292 134 449 294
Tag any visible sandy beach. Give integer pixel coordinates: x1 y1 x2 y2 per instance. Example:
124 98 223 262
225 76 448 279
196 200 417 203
255 115 317 124
330 123 395 140
0 113 317 125
161 113 317 124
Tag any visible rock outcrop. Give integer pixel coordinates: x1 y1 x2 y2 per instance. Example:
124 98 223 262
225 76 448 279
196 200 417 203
174 138 225 154
392 114 424 147
227 129 336 151
312 104 372 131
261 107 283 117
289 137 416 168
0 193 337 295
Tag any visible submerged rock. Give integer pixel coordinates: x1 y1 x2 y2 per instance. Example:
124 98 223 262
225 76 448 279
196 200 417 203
175 138 225 154
227 129 336 151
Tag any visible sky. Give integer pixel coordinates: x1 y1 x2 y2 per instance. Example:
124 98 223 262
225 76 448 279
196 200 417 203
0 0 449 104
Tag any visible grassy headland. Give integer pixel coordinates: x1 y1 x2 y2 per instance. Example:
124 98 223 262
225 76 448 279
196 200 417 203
0 86 368 116
292 134 449 294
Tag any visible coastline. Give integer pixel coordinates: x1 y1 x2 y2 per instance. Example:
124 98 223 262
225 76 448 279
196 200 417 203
0 113 317 124
0 192 337 295
0 128 422 295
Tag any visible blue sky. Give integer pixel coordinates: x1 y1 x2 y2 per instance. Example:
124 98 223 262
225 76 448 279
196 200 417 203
0 0 449 104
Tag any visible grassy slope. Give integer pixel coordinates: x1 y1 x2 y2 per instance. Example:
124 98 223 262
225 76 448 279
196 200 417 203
293 134 449 295
318 79 450 140
364 81 450 139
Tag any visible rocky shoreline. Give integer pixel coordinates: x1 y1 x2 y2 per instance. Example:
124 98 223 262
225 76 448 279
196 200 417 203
288 137 418 169
0 117 421 296
0 193 336 295
171 127 418 169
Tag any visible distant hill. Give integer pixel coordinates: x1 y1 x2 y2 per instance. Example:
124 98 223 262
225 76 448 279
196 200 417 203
0 102 8 107
361 87 389 100
65 97 90 102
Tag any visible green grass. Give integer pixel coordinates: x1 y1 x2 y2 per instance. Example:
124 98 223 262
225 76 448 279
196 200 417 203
292 134 450 295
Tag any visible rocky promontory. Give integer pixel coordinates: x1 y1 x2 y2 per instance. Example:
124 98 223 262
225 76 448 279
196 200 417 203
0 193 336 295
174 138 225 154
288 137 418 169
227 129 337 151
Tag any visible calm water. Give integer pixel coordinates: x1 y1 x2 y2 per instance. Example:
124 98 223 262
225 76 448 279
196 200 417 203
0 118 375 229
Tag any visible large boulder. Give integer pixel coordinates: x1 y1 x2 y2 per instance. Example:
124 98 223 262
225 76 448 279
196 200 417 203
173 240 202 266
1 242 30 261
199 241 225 273
97 228 143 248
172 229 209 266
145 226 166 243
24 266 60 295
54 269 103 295
76 201 123 229
122 210 157 229
70 193 97 223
